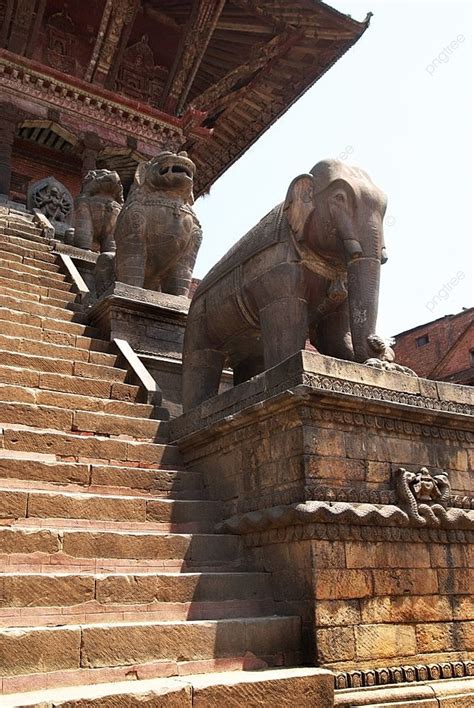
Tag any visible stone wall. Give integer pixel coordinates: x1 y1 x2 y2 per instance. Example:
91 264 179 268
171 351 474 681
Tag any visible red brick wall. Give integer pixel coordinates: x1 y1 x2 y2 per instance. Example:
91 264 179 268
394 309 474 379
11 138 82 202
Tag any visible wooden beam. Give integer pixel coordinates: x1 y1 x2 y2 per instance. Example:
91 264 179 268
161 0 226 115
84 0 139 86
191 29 302 113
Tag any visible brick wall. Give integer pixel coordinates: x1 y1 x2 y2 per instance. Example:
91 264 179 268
11 138 82 202
394 308 474 381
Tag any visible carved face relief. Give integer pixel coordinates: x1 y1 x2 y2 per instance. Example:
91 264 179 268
139 151 196 201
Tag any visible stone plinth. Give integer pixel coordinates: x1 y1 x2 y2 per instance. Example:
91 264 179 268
88 283 189 416
170 351 474 687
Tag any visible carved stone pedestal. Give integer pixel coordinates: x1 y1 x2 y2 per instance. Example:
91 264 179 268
170 351 474 699
88 283 191 416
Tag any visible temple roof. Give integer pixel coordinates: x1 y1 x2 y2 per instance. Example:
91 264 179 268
0 0 369 195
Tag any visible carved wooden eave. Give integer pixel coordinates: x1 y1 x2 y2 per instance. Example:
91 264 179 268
185 2 371 195
0 0 369 197
0 50 211 154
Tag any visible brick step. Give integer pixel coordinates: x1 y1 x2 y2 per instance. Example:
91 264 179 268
0 282 79 311
0 570 272 612
0 668 326 708
0 308 98 338
0 273 77 303
0 231 52 253
0 401 167 440
0 367 142 404
0 237 58 264
0 292 86 323
0 616 301 692
0 455 204 495
0 382 154 419
0 253 62 275
0 349 127 378
0 334 118 366
0 525 242 565
0 425 181 467
0 488 219 528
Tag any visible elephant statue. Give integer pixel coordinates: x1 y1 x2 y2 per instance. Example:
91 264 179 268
113 150 202 297
74 169 124 253
182 158 408 411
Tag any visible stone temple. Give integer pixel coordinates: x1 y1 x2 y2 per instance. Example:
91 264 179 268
0 2 472 706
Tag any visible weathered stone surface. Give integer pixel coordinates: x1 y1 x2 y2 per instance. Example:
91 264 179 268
355 623 417 660
0 573 95 607
0 626 81 676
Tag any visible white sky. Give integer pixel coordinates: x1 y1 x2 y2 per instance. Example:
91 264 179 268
194 0 473 337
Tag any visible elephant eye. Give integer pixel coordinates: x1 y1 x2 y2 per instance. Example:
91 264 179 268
334 193 345 202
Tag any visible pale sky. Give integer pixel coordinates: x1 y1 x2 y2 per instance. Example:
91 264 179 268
194 0 473 338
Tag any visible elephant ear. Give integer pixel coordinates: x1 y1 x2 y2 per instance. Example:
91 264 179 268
133 161 150 189
283 174 314 242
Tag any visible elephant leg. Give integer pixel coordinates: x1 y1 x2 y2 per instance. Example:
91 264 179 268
259 297 308 370
315 302 354 360
182 309 225 411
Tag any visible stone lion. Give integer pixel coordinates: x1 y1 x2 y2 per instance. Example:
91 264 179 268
74 169 124 253
113 151 202 297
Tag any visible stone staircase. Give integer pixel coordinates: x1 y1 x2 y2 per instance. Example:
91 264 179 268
0 208 314 705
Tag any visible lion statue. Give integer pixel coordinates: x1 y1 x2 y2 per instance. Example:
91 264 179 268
113 151 202 297
74 169 124 253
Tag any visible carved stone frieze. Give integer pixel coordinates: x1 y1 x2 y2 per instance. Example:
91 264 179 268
334 659 474 690
217 497 474 537
394 466 456 527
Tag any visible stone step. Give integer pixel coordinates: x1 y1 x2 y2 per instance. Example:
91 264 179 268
0 525 242 565
0 487 218 528
2 567 271 600
0 349 127 378
0 401 166 440
0 231 52 253
0 424 182 467
0 263 69 290
0 570 272 611
0 282 78 310
0 237 58 264
1 224 51 244
0 382 154 419
0 253 62 275
0 273 77 303
0 308 98 338
0 292 86 324
0 333 118 366
0 668 330 708
0 454 203 495
0 320 112 353
0 366 141 404
0 617 301 693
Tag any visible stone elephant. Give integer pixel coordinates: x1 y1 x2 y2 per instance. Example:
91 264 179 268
74 169 123 252
182 159 400 411
113 151 202 297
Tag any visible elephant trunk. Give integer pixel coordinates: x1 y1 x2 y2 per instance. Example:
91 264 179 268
347 256 381 362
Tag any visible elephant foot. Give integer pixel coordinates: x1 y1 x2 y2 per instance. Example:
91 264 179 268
364 358 418 377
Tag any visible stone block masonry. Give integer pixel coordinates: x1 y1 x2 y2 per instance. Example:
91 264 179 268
171 350 474 682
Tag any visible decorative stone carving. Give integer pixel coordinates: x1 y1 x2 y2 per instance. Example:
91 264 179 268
334 659 474 690
182 159 408 411
115 35 168 105
44 8 78 75
365 334 417 375
394 466 455 526
114 151 202 297
74 169 123 253
27 177 74 241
